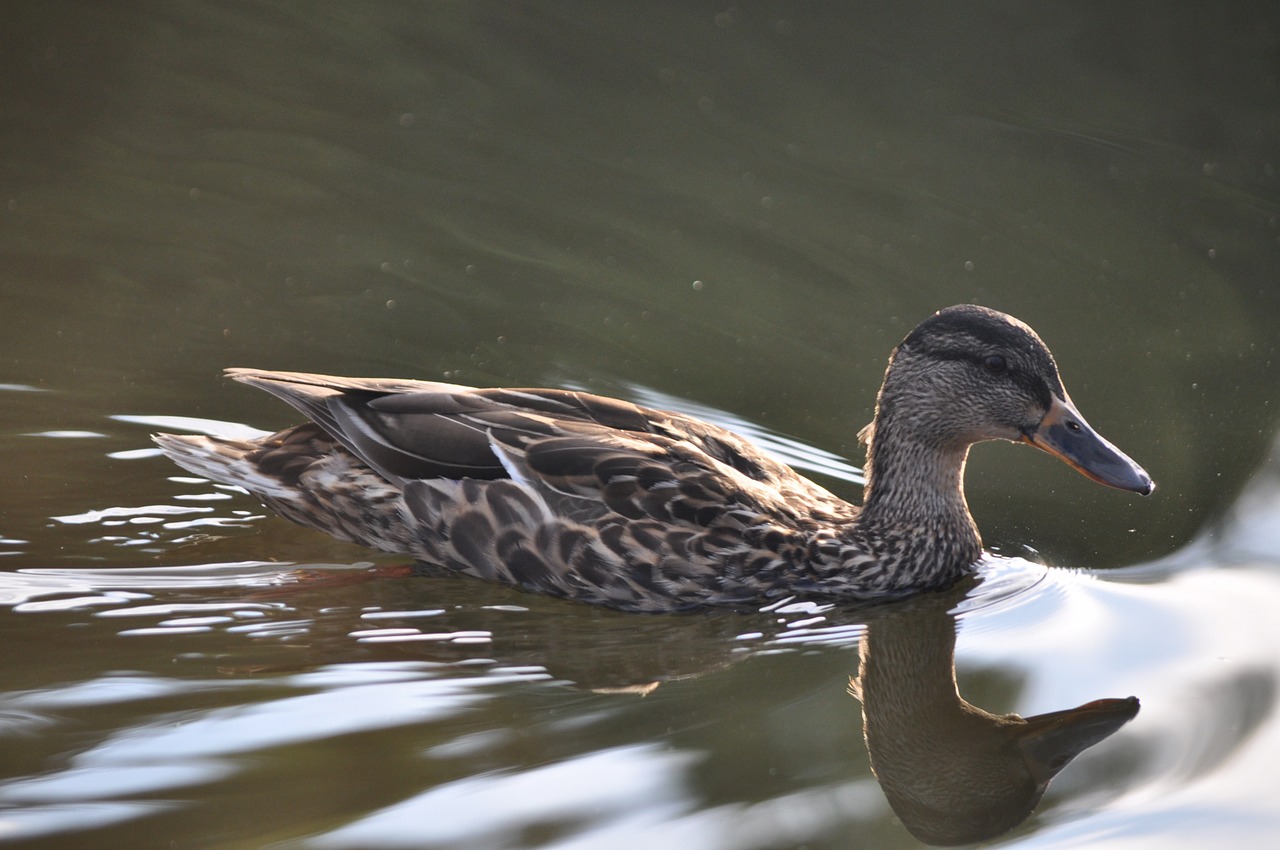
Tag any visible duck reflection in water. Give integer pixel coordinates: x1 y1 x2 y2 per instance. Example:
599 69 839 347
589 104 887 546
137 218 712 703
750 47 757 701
851 585 1139 846
215 565 1138 845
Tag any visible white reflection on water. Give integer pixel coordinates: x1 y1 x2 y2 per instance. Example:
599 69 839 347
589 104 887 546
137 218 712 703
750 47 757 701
0 561 295 607
0 802 173 844
312 744 700 850
1 762 234 804
0 664 553 843
530 779 889 850
83 672 525 761
309 748 890 850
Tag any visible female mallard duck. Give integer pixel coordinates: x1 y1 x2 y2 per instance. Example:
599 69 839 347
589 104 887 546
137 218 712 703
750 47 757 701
155 305 1152 612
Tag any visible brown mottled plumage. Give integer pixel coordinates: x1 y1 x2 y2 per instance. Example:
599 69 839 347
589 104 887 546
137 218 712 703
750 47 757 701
154 305 1152 612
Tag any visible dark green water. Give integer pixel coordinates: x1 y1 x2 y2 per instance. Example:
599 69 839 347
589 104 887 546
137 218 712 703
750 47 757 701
2 3 1279 848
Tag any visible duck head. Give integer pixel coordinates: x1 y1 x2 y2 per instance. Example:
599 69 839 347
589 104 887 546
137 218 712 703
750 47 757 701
870 305 1153 495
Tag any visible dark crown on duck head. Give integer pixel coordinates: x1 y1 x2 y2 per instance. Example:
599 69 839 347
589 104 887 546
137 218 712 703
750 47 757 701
897 304 1065 408
865 305 1066 448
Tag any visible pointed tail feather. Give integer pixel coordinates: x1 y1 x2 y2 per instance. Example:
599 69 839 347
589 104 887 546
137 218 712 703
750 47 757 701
152 433 298 499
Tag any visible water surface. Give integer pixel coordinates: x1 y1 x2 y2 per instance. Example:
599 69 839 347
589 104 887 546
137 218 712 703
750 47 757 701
2 3 1279 848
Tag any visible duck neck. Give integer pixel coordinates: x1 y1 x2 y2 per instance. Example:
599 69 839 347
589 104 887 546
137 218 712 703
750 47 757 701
858 606 970 748
858 413 981 554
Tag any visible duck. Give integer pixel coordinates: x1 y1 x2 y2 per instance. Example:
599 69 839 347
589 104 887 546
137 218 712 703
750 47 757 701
154 305 1152 612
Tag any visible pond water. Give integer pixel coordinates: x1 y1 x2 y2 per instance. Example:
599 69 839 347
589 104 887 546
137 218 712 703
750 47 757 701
2 3 1279 848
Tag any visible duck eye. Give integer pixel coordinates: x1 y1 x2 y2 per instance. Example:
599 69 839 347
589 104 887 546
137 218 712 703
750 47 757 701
983 354 1007 374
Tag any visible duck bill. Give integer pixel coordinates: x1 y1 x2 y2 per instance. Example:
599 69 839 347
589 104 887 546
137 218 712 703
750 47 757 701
1022 396 1154 495
1017 696 1140 785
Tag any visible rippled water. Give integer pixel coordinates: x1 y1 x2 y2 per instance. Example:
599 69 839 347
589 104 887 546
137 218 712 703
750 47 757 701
3 3 1279 848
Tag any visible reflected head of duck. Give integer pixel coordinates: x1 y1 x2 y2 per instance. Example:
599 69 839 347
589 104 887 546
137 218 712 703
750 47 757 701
853 586 1140 845
872 695 1140 846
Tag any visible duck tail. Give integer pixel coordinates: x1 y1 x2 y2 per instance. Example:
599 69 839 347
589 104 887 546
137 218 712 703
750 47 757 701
152 433 297 500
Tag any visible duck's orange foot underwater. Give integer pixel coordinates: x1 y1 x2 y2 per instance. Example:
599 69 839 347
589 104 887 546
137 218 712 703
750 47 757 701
248 563 416 599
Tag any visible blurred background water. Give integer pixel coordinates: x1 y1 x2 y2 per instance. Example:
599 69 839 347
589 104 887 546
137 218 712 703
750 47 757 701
1 2 1278 848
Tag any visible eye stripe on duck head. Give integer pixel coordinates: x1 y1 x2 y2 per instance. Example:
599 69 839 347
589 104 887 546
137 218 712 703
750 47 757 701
899 305 1064 408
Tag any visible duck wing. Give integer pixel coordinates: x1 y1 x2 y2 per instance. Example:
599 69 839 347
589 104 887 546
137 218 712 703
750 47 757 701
227 368 855 529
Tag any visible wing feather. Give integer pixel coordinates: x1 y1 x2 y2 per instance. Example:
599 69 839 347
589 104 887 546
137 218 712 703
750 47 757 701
226 368 855 531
